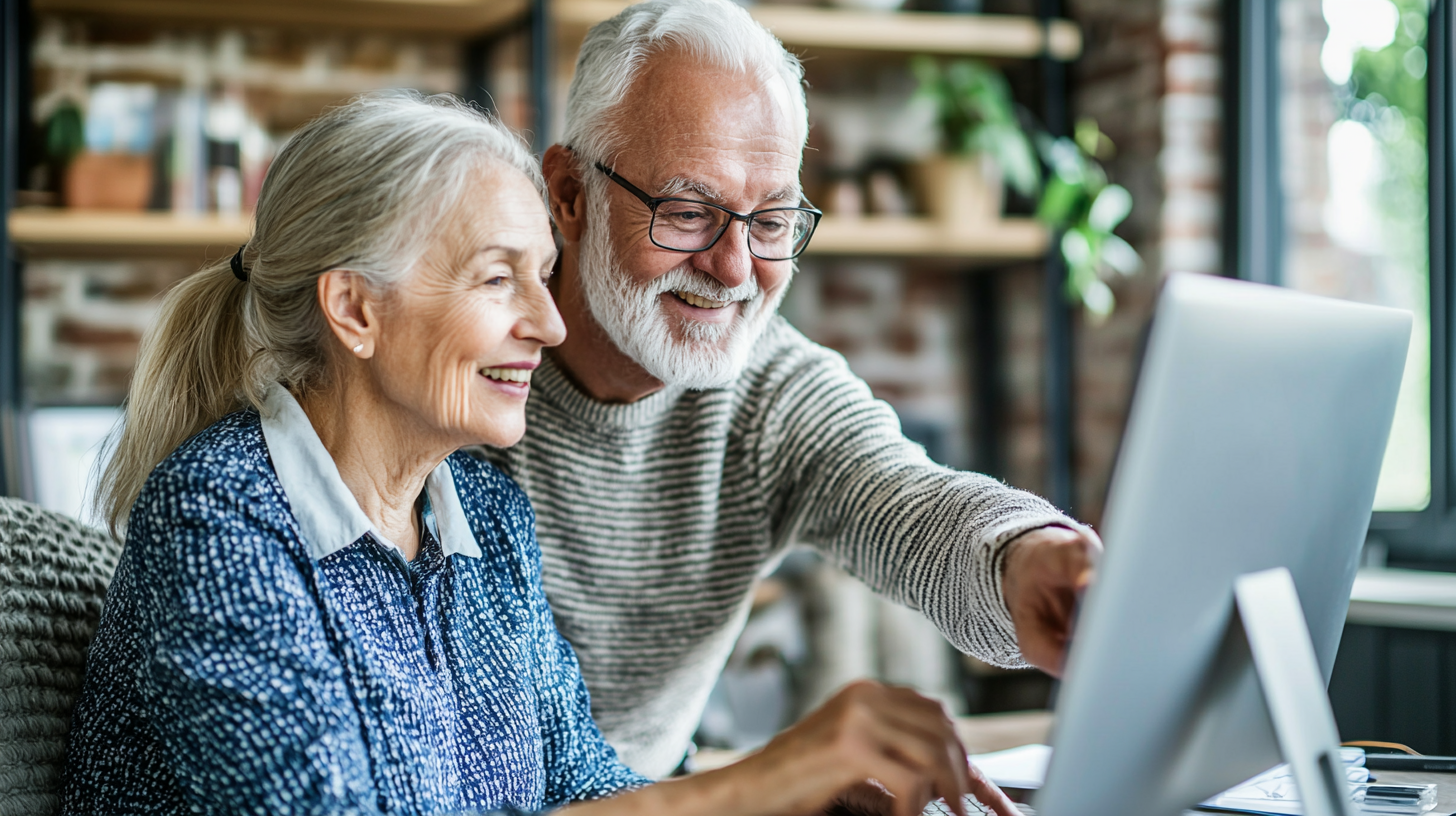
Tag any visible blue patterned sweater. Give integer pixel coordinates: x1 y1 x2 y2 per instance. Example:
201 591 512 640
63 408 647 815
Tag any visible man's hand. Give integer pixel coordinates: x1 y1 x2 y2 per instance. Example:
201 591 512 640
1000 524 1103 676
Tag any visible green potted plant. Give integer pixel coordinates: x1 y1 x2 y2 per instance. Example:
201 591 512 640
1035 118 1142 321
911 56 1040 230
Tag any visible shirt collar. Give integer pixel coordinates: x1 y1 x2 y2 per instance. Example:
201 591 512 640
257 383 481 562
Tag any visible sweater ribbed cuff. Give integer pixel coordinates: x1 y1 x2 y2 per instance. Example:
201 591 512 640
970 514 1080 669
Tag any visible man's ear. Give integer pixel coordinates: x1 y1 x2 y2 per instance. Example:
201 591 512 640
316 269 376 358
543 144 587 244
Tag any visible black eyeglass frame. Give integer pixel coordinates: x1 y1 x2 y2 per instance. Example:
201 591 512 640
593 162 822 261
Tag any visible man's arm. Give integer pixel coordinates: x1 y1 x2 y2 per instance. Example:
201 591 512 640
758 343 1098 671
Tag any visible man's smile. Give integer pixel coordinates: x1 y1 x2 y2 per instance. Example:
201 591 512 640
673 290 732 309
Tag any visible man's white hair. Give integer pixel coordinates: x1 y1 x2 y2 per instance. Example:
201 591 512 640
561 0 809 167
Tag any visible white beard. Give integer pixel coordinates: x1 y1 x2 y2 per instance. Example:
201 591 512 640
577 185 789 390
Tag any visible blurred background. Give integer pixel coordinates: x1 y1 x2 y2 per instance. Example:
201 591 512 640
0 0 1449 759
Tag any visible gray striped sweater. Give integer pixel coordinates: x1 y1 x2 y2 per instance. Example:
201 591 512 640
480 317 1072 778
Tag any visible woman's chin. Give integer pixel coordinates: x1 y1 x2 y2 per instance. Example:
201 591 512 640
465 413 527 449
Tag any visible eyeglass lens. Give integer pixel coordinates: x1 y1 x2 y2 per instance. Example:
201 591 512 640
652 200 816 260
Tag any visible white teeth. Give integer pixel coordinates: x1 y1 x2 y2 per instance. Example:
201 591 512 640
675 291 730 309
481 367 532 384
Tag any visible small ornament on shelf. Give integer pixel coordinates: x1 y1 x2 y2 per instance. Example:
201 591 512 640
910 56 1039 230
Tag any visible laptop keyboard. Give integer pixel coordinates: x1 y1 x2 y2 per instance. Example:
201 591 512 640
922 798 1037 815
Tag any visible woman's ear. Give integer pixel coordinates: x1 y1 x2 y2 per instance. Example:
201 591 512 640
317 270 376 358
543 144 587 244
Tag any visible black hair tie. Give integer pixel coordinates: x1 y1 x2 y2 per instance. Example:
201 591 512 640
230 245 249 283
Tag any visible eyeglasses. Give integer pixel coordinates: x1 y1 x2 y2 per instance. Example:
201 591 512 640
594 162 821 261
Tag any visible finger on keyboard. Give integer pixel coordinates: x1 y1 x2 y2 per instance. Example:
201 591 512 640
922 797 1037 816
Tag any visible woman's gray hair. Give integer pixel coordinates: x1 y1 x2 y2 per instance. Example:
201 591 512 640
98 90 541 537
561 0 809 168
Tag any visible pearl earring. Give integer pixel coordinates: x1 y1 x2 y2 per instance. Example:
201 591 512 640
352 343 364 354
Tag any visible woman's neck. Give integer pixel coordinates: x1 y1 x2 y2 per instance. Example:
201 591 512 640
297 377 452 561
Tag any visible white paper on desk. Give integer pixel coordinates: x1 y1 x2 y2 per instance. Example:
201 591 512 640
968 744 1052 790
1201 761 1397 816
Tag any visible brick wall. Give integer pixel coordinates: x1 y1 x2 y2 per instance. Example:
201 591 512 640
24 258 191 405
1065 0 1220 525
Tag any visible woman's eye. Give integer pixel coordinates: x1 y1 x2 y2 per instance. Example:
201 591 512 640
484 274 509 287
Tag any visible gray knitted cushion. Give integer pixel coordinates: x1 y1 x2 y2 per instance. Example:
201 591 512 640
0 498 121 816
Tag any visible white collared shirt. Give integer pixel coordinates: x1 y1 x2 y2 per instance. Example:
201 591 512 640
257 383 481 561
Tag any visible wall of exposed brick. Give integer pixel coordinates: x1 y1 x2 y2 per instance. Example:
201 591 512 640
24 258 191 405
1071 0 1220 526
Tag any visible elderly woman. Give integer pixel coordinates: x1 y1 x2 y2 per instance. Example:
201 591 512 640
63 92 1013 816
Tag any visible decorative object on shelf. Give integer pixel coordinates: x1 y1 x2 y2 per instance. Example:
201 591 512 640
824 167 866 218
910 56 1039 231
41 100 85 206
829 0 906 11
827 0 902 11
63 152 152 211
1034 118 1142 322
864 161 913 217
60 82 159 211
904 0 984 13
913 154 1002 229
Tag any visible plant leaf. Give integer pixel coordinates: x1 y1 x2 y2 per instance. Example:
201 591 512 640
1061 228 1093 270
1081 278 1116 321
1099 234 1144 276
1087 184 1133 232
1037 177 1084 225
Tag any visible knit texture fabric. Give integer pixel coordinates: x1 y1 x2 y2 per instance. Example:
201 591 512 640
64 412 646 816
0 498 121 816
480 317 1076 778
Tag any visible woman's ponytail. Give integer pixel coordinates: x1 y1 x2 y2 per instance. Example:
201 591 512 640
98 257 252 537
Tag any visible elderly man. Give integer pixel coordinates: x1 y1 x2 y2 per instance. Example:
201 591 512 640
482 0 1101 779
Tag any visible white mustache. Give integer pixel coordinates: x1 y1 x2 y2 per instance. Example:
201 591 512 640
648 265 760 304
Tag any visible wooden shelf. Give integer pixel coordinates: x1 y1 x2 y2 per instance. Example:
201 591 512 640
8 209 250 257
28 0 530 35
555 1 1082 60
806 215 1047 260
33 0 1081 58
8 209 1045 261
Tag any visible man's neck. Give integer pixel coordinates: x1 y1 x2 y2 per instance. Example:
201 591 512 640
550 244 668 404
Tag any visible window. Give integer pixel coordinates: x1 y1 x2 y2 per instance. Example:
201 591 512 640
1236 0 1455 563
1282 0 1431 513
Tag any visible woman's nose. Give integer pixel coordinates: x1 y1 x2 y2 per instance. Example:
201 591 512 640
518 283 567 348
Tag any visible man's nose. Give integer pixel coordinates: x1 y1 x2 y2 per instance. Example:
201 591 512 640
694 219 754 290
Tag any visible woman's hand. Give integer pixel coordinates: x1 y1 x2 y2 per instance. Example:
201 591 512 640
566 680 1015 816
733 680 1016 816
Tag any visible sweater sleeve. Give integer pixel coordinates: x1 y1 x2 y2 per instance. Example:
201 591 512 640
758 343 1078 668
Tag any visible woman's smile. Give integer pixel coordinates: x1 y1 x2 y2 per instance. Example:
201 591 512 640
479 361 538 397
